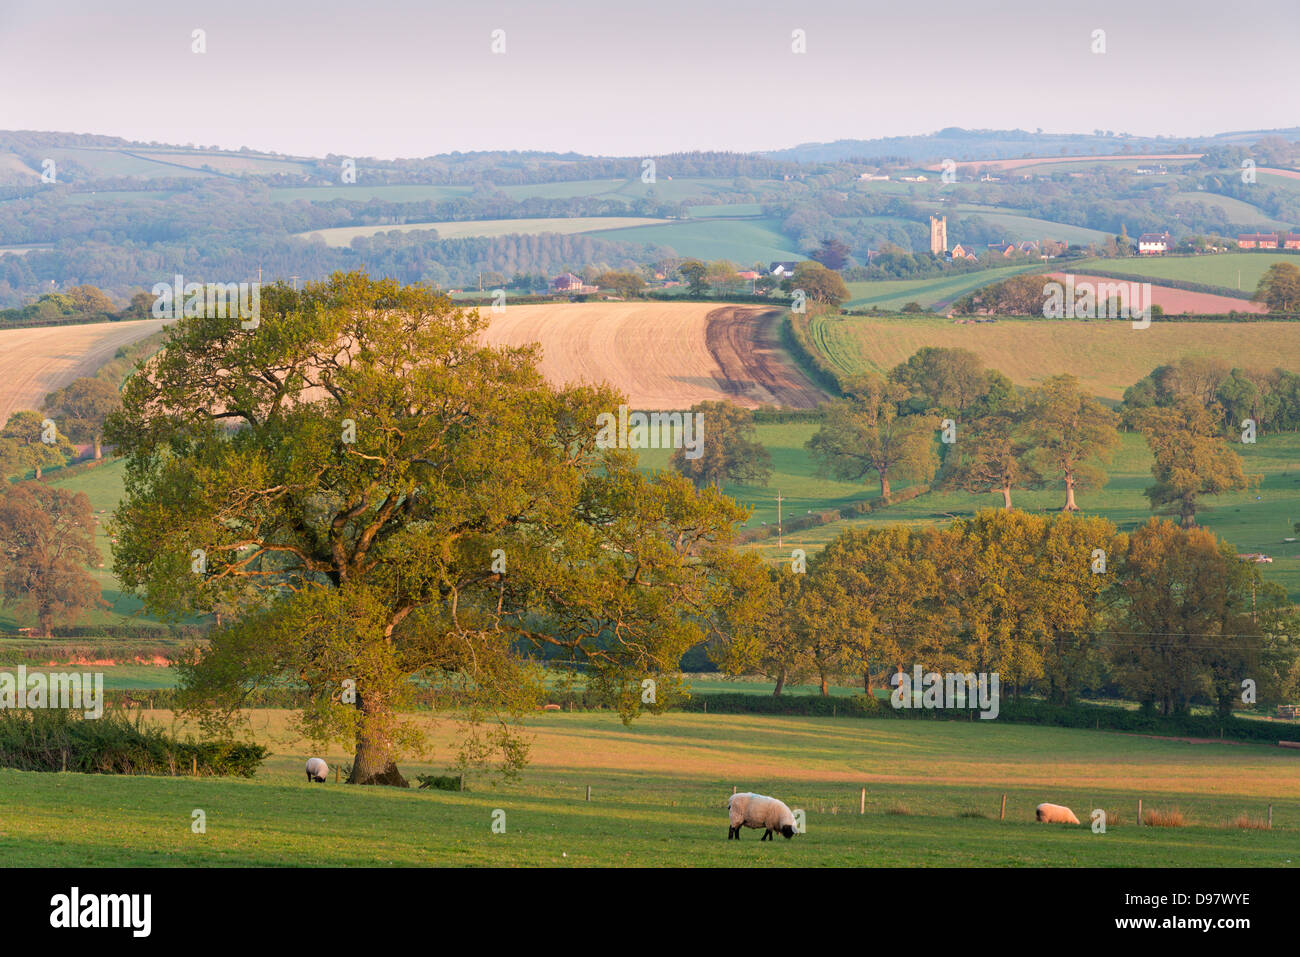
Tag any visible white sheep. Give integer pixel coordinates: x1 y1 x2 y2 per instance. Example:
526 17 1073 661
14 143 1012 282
1035 802 1080 824
728 792 798 840
305 757 329 783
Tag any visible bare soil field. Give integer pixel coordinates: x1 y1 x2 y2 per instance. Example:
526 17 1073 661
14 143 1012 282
481 302 826 409
1047 272 1266 314
0 319 171 424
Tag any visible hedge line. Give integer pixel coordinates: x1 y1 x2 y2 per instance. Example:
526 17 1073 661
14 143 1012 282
733 484 930 544
0 709 266 776
672 693 1300 743
781 310 845 396
102 686 1297 745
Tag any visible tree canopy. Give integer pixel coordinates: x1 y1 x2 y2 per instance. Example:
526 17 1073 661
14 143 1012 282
106 271 750 783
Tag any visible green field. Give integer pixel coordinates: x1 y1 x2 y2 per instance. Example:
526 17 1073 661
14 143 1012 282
41 414 1300 633
954 211 1112 246
1070 252 1300 295
806 315 1300 399
844 264 1047 310
686 203 765 218
598 217 803 264
640 427 1300 600
295 216 668 247
4 710 1297 866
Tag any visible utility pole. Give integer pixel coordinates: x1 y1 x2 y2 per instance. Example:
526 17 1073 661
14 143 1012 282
776 490 783 549
289 275 300 291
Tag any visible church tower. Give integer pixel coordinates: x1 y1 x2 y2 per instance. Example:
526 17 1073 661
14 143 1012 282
929 215 948 255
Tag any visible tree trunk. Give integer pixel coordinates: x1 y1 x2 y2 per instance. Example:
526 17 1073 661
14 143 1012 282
879 474 891 501
33 464 42 480
347 693 408 787
1180 498 1196 528
93 435 102 460
819 676 829 696
773 668 785 696
1000 486 1013 509
1063 475 1079 511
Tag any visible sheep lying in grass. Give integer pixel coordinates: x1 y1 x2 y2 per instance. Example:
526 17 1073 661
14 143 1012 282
1035 802 1080 824
728 792 798 840
305 757 329 783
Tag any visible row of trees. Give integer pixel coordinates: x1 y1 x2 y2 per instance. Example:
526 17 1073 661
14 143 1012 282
713 512 1298 714
669 347 1259 529
1122 354 1300 436
0 376 123 480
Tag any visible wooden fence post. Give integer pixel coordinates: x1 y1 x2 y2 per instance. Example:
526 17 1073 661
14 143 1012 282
585 785 591 802
192 756 197 776
1138 798 1143 826
860 788 866 815
1000 794 1006 821
1268 804 1273 829
335 765 340 783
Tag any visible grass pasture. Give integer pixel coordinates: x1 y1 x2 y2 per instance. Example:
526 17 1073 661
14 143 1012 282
1071 252 1300 295
806 315 1300 400
597 217 802 264
4 710 1297 866
843 264 1046 310
641 428 1300 601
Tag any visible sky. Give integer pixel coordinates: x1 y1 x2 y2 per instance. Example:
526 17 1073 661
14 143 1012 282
1 0 1297 159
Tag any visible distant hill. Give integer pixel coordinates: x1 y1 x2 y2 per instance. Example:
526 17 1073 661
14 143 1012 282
762 127 1300 165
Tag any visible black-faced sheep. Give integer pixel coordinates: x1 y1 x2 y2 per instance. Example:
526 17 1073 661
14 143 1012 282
305 757 329 783
1035 802 1080 824
728 791 798 840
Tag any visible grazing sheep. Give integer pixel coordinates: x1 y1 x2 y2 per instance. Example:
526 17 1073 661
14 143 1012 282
1035 802 1080 824
728 792 798 840
305 757 329 783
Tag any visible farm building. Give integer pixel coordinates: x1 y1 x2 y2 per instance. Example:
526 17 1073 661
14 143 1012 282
550 273 599 294
949 243 978 261
768 261 799 277
1138 231 1172 255
1238 233 1279 249
1283 233 1300 250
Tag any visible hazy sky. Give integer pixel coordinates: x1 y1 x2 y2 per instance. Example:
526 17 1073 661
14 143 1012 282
2 0 1296 158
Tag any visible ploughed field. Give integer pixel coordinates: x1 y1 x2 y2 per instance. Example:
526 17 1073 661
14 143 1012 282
481 302 827 409
0 318 170 426
5 711 1298 866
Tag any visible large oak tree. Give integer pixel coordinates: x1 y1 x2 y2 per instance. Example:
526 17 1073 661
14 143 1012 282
106 272 748 784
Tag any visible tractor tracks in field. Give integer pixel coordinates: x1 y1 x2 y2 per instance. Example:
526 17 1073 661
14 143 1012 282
703 305 828 410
